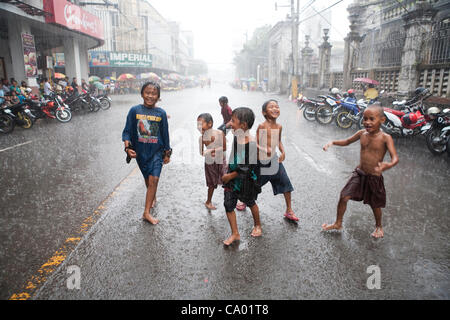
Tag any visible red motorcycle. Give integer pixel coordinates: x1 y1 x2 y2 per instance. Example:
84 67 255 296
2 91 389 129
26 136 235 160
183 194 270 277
28 91 72 123
381 87 431 137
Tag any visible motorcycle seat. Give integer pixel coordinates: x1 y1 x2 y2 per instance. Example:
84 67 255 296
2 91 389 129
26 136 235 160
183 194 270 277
384 108 405 116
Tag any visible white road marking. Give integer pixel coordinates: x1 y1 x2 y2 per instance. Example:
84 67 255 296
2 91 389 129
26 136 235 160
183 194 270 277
0 140 34 153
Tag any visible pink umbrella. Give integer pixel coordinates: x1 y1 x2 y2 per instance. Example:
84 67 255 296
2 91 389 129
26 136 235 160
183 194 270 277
353 77 380 85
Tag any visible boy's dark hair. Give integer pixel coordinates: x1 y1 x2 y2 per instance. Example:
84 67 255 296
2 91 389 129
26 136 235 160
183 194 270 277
232 107 255 129
366 104 385 118
197 113 213 125
262 99 278 118
141 81 160 98
219 96 228 104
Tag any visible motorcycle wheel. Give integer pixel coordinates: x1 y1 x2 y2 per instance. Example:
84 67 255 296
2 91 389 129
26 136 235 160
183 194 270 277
99 98 111 110
335 111 353 129
381 119 395 136
358 115 364 129
19 112 33 129
315 105 333 125
56 108 72 123
0 114 15 134
426 128 447 155
303 104 316 121
90 100 101 112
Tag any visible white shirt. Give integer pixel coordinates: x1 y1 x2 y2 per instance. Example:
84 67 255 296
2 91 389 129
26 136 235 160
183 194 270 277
44 82 52 95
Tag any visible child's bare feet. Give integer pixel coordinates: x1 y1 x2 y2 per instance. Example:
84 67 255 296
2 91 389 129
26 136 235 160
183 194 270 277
223 233 240 245
371 227 384 238
284 211 299 221
321 223 342 231
251 225 262 237
142 212 159 225
205 202 217 210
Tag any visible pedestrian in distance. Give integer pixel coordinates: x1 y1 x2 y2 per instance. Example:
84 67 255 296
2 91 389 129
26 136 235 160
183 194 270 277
221 107 262 245
218 96 232 134
81 79 89 92
71 77 79 94
322 105 399 238
256 99 299 221
122 81 172 225
197 113 227 210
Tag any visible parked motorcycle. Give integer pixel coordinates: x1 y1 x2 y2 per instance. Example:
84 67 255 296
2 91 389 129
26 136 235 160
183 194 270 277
0 103 15 134
381 87 431 137
2 101 34 129
43 92 72 122
84 90 101 112
315 88 344 125
425 106 450 155
297 93 325 121
97 93 111 110
335 98 368 129
63 88 92 112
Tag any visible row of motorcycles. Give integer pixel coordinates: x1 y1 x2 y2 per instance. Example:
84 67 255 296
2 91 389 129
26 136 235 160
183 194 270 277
0 87 111 134
297 87 450 157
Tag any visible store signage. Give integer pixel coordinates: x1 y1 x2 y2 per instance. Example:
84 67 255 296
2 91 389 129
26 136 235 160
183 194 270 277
21 33 37 78
44 0 104 40
89 51 153 68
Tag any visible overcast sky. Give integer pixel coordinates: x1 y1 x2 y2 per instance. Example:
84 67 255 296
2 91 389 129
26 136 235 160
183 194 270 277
149 0 352 70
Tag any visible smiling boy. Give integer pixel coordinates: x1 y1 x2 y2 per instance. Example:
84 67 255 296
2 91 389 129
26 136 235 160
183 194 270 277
322 105 399 238
256 99 299 221
221 107 262 245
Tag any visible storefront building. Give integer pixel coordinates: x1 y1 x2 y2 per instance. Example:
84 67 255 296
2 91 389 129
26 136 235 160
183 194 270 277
0 0 104 90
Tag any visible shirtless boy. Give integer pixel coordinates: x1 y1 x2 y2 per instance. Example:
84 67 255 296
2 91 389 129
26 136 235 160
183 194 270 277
197 113 227 210
256 99 299 221
322 105 399 238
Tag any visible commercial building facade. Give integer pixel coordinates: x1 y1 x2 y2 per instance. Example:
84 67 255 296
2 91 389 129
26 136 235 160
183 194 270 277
0 0 104 89
84 0 195 78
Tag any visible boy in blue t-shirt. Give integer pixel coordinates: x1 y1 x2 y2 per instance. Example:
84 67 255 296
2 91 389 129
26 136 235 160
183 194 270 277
122 82 171 225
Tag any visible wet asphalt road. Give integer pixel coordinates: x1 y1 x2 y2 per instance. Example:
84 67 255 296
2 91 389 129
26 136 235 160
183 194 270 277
0 84 449 300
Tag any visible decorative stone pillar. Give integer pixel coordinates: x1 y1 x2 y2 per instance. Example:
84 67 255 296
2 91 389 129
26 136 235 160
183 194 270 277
343 4 363 90
318 28 332 89
398 1 436 96
301 35 313 87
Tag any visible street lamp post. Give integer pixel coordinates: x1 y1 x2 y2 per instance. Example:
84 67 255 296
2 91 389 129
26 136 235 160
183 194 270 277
275 0 299 98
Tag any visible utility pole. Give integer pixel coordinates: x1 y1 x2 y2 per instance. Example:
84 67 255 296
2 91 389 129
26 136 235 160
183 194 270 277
291 0 299 99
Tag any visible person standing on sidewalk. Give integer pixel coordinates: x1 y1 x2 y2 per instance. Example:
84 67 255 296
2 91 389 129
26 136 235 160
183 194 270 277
122 81 172 225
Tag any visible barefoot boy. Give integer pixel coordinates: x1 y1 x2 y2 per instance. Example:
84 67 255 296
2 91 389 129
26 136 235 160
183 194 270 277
221 107 262 245
322 105 399 238
197 113 227 210
256 99 299 221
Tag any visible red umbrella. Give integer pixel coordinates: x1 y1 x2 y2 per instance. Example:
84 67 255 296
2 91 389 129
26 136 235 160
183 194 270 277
353 77 379 85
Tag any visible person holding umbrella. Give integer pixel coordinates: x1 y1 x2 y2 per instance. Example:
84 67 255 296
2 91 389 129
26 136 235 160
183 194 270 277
364 84 379 102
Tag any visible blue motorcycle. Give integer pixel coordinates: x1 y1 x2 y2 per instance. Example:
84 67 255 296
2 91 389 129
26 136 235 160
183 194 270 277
335 95 367 129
